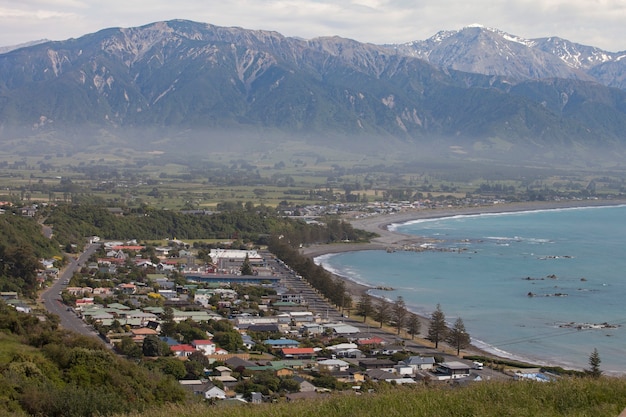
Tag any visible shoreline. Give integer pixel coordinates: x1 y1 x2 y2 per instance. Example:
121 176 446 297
301 198 626 369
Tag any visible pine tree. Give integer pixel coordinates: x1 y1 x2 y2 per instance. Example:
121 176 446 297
393 296 408 335
407 313 421 340
375 298 391 328
356 293 374 322
240 254 253 275
446 317 470 355
586 348 602 378
427 303 447 349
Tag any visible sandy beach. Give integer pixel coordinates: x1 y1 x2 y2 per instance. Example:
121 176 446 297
304 199 626 257
300 198 626 361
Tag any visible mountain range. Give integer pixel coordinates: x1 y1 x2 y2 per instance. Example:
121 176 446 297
1 20 625 165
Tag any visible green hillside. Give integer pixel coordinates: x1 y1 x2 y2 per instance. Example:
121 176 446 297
115 377 626 417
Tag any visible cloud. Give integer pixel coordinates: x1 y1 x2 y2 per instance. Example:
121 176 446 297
0 0 624 51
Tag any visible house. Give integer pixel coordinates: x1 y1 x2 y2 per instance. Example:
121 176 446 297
394 363 414 376
160 336 180 346
210 366 238 384
366 369 398 382
117 283 137 295
263 338 300 349
324 323 360 337
170 344 196 357
241 335 255 350
250 392 263 404
281 347 316 359
247 364 295 377
433 361 472 380
316 359 350 372
20 206 36 217
292 376 316 393
93 287 113 296
301 323 325 335
225 356 257 370
358 358 396 371
357 336 386 347
179 380 226 400
278 290 305 304
366 369 417 385
401 356 436 372
327 342 361 358
130 327 158 343
192 340 216 355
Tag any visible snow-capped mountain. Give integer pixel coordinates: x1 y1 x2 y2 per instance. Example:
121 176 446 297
391 25 626 89
1 20 626 165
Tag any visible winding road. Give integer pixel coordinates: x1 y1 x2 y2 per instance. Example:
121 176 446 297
40 243 104 341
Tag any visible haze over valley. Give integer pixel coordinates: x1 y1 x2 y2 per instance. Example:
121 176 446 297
0 20 625 170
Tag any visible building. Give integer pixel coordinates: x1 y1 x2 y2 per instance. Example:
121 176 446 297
192 340 216 355
401 356 436 372
433 361 472 380
179 380 227 400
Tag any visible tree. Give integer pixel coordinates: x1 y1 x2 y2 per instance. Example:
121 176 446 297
586 348 602 378
406 313 421 340
159 307 177 338
356 293 374 322
240 254 253 276
446 317 470 355
152 357 187 379
117 336 142 358
374 298 391 328
427 304 447 349
142 334 165 357
392 296 408 335
213 330 244 352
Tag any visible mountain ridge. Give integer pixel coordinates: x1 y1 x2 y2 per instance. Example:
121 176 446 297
0 19 625 165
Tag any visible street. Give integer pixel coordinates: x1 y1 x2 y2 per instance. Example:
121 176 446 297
40 243 104 341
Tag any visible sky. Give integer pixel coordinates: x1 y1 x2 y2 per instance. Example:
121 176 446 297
1 0 625 52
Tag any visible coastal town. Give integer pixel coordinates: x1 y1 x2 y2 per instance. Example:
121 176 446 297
4 219 571 404
3 195 622 407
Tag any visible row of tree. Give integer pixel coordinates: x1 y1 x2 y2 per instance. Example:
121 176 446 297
356 295 471 355
267 235 351 309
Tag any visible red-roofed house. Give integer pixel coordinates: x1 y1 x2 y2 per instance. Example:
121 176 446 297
131 327 159 343
215 347 229 355
171 344 197 357
281 347 316 359
357 336 386 346
192 340 216 355
118 283 137 295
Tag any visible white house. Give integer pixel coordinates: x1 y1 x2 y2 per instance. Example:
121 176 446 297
179 380 226 400
316 359 350 372
402 356 436 372
192 339 216 355
433 361 472 380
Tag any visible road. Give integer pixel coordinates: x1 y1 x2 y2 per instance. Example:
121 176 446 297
40 243 104 341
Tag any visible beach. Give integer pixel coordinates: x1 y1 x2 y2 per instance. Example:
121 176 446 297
301 198 626 364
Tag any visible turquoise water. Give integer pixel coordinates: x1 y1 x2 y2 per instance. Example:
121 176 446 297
316 205 626 374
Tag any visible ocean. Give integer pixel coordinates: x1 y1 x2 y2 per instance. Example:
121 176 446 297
315 205 626 374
